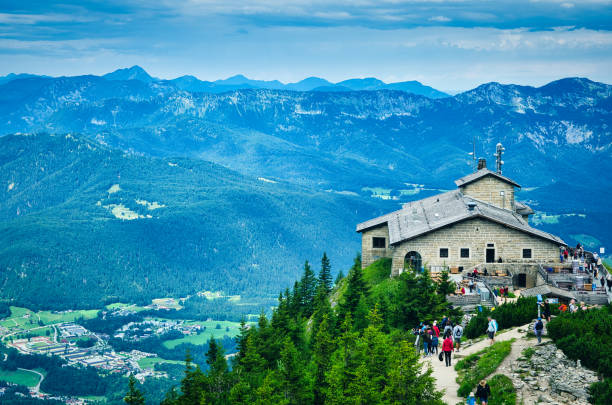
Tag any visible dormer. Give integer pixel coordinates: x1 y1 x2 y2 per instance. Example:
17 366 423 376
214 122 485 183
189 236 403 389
455 159 520 211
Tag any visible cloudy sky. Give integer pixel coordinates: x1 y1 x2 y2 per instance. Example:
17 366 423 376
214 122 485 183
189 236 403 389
1 0 611 92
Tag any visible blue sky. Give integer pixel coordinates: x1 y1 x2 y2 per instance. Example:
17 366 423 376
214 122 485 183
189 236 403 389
0 0 611 92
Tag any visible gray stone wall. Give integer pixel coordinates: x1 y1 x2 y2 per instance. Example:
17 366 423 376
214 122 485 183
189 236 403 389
361 224 393 268
460 176 515 210
390 218 560 276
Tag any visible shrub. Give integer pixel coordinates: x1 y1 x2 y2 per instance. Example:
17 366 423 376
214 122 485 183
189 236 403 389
488 374 516 405
589 378 612 405
455 340 513 397
547 305 612 378
464 297 540 339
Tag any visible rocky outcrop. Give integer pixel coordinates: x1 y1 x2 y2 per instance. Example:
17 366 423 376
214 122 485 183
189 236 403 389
511 342 598 405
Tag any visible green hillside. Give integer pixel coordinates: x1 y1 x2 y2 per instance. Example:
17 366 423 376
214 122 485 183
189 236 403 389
0 133 390 309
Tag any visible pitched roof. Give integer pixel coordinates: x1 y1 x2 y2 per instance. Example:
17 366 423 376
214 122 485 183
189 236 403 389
520 285 576 300
356 190 565 246
515 201 534 216
454 168 521 188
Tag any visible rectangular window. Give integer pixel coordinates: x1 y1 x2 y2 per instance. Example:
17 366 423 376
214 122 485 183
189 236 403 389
372 237 386 249
460 248 470 258
487 243 495 248
522 248 532 259
439 248 449 258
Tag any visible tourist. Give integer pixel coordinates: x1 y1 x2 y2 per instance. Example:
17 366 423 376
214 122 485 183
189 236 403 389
461 286 466 295
563 249 569 261
607 274 612 292
600 275 606 291
444 321 453 338
453 323 463 352
432 321 440 355
483 268 488 276
469 279 474 293
442 333 454 367
440 315 448 329
486 316 498 344
473 268 479 278
569 299 578 313
476 380 491 405
542 301 551 322
422 327 432 357
534 317 544 343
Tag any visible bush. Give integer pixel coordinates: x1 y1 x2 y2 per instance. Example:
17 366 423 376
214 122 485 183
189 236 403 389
547 305 612 378
488 374 516 405
464 297 540 339
589 378 612 405
455 340 513 397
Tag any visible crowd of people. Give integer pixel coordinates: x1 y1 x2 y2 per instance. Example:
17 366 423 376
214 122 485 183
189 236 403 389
413 315 464 367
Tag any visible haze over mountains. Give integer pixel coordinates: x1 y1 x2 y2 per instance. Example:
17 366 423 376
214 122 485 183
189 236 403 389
0 67 610 309
3 65 450 98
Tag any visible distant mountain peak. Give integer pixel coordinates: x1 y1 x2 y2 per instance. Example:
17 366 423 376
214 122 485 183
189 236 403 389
103 65 155 83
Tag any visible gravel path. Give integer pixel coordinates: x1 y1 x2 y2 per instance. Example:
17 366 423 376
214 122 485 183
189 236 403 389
424 325 528 404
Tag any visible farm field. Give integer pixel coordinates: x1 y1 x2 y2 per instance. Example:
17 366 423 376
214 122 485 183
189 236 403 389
0 368 41 387
138 356 185 369
162 320 245 349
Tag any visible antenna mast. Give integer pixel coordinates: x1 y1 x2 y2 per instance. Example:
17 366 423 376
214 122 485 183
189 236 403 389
468 137 477 171
494 142 505 174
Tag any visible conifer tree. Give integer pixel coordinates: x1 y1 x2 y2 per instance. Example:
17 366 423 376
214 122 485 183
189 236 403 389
205 337 230 405
179 351 206 405
277 338 313 404
298 260 317 317
124 375 145 405
436 269 456 297
318 252 332 294
334 270 344 286
312 313 335 405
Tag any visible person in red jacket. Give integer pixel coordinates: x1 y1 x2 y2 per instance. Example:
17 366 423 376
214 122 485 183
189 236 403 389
442 334 454 367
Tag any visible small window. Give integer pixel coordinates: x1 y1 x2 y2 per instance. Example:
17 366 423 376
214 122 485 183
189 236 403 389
522 248 532 259
439 248 449 258
460 248 470 258
372 237 386 249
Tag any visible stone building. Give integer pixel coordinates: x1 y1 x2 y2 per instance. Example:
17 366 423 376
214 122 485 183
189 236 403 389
357 159 565 277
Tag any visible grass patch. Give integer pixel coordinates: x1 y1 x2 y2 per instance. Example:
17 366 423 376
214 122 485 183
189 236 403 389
363 258 392 286
0 368 42 387
522 347 535 360
138 356 185 369
455 339 514 397
488 374 516 405
161 320 244 349
38 309 98 324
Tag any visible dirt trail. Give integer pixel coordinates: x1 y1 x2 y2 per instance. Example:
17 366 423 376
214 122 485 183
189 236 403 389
424 325 530 404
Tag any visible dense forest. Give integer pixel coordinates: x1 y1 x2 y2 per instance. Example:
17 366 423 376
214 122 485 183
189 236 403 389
0 133 389 310
119 256 461 404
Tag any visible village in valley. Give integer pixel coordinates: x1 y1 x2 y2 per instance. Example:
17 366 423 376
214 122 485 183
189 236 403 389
0 297 249 403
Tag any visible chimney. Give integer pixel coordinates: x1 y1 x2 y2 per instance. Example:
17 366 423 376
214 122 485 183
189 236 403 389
477 158 487 170
467 202 477 211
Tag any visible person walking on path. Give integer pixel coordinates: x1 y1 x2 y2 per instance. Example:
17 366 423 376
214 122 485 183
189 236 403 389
476 380 491 405
534 317 544 344
431 321 440 355
442 333 454 367
422 327 432 357
487 316 498 345
452 323 463 352
601 275 606 291
542 301 551 322
607 274 612 292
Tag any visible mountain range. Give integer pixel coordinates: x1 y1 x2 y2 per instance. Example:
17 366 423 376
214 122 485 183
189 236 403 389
0 69 610 309
1 65 450 98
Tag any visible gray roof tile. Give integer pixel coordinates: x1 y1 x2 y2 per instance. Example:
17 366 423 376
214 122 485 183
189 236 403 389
454 168 521 188
356 189 565 245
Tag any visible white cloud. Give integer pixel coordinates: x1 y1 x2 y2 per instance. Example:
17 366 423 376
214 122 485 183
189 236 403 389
561 2 575 8
429 15 451 22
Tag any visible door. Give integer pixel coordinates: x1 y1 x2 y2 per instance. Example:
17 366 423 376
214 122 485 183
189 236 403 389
517 273 527 287
486 248 495 263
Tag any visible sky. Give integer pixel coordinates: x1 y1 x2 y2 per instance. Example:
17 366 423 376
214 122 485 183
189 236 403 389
0 0 611 92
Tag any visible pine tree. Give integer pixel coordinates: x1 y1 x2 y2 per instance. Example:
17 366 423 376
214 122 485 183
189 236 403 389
334 270 344 286
338 254 369 326
436 269 456 297
318 252 332 294
298 260 317 318
312 313 335 405
277 338 313 404
205 337 230 405
124 375 145 405
179 350 206 405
